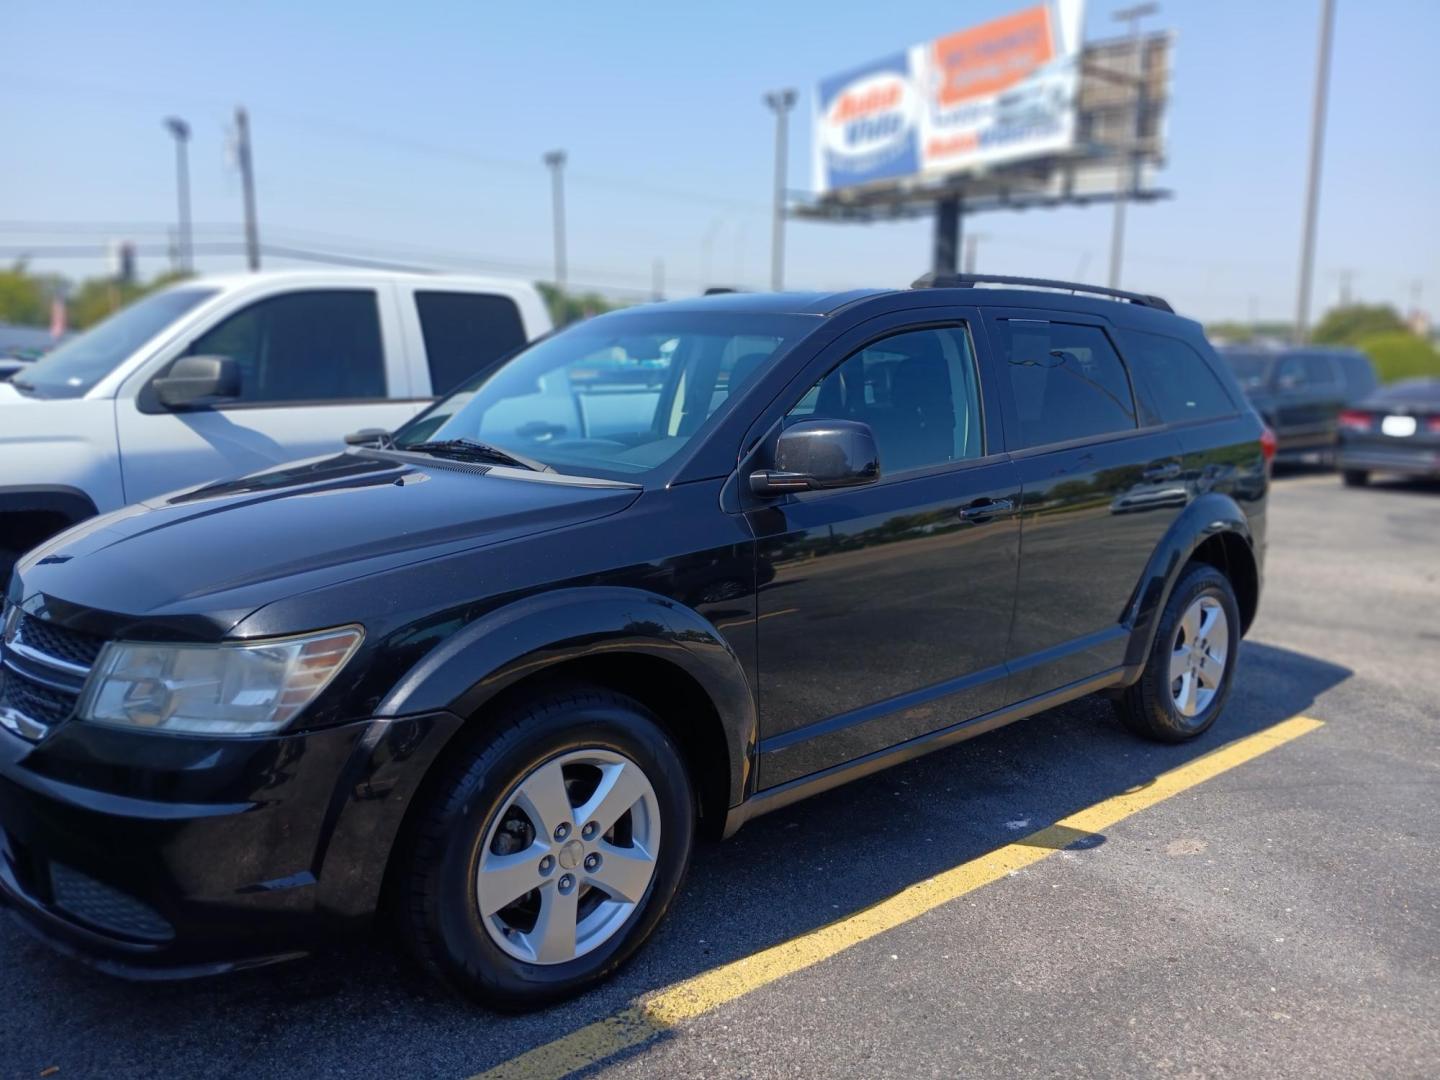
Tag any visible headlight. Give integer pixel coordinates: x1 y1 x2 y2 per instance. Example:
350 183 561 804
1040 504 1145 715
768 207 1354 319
79 626 364 736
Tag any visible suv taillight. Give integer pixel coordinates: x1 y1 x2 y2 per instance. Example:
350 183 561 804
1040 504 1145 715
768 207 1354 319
1259 425 1277 468
1339 409 1373 433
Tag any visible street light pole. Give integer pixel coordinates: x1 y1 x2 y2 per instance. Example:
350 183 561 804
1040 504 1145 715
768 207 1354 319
1294 0 1337 343
234 106 261 271
1107 2 1158 290
163 117 192 274
543 150 568 295
763 88 797 291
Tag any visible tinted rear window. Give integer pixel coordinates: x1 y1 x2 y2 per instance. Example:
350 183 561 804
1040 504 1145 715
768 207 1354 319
1118 330 1237 425
416 291 528 397
992 320 1137 449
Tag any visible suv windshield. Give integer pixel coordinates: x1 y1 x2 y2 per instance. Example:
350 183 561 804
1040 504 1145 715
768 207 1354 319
400 308 811 478
1219 350 1275 391
12 287 217 399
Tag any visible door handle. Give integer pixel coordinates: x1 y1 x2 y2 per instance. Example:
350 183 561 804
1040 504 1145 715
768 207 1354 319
1142 461 1182 482
957 497 1015 522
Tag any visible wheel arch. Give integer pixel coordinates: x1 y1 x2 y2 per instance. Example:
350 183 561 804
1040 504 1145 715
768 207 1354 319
0 486 99 567
375 586 757 830
1120 493 1260 677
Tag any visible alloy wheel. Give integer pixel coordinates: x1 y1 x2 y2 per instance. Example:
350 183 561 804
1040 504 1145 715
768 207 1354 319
476 748 661 965
1169 595 1229 718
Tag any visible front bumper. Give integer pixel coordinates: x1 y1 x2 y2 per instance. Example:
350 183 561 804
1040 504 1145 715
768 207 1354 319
0 709 462 978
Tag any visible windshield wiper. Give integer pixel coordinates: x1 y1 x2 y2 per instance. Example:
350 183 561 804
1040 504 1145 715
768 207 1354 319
408 438 552 473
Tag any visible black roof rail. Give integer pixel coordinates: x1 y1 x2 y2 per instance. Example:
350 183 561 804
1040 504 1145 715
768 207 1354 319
911 272 1174 314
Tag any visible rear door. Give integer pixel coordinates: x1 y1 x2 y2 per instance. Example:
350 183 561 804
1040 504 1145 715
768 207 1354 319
749 309 1023 788
985 310 1186 699
116 286 424 502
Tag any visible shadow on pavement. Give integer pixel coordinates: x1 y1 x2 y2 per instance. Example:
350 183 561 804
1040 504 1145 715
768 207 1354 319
1 640 1351 1080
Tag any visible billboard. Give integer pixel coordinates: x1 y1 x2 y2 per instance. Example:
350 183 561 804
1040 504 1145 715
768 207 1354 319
813 1 1085 196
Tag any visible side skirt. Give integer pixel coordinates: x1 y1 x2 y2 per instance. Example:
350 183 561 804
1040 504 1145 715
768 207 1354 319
721 666 1126 838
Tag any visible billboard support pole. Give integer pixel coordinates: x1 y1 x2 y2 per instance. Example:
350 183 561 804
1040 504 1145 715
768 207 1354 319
933 194 963 275
1107 4 1159 290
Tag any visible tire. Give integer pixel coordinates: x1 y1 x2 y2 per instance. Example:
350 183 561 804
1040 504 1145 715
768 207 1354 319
1342 469 1369 487
399 686 695 1010
1115 563 1241 743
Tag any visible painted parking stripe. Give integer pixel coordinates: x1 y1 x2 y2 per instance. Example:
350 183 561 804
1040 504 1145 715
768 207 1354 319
472 714 1324 1080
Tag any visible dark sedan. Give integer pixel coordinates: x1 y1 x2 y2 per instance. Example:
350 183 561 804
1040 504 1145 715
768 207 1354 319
1337 378 1440 485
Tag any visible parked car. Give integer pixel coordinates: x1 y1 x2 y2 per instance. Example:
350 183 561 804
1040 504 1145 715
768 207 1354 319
1336 377 1440 485
0 274 1270 1009
1218 345 1377 464
0 271 552 577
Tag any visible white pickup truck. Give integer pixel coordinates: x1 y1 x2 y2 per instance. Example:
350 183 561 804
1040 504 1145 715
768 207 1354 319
0 270 552 573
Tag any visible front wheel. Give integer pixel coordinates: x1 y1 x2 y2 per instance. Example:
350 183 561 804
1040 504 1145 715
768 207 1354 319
399 687 695 1010
1115 563 1241 743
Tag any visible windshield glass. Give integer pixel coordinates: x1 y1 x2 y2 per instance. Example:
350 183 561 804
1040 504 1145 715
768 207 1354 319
402 309 811 478
1219 350 1274 391
13 287 217 399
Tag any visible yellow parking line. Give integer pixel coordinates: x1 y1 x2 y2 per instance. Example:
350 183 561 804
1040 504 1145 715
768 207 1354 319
472 714 1324 1080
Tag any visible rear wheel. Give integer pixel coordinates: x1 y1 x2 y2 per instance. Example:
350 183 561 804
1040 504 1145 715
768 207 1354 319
1115 563 1240 743
1342 469 1370 487
399 687 694 1010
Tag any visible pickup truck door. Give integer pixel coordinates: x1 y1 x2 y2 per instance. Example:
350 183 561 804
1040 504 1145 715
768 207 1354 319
114 285 430 504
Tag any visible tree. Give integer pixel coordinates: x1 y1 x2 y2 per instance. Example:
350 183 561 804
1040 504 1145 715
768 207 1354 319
1310 303 1407 346
1354 331 1440 383
0 262 49 326
67 270 191 330
535 282 623 326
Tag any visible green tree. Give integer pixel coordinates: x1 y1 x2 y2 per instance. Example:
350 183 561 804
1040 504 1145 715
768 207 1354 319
0 262 49 326
1310 303 1407 346
535 282 623 326
67 270 191 330
1354 331 1440 383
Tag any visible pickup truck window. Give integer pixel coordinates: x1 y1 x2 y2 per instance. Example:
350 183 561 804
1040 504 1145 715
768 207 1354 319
415 291 528 397
12 287 217 399
184 290 385 404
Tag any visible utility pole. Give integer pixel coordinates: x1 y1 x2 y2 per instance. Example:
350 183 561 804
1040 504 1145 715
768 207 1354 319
163 117 192 274
1107 2 1158 289
234 107 261 271
1294 0 1336 342
763 88 797 291
543 150 568 294
963 232 987 275
652 258 665 301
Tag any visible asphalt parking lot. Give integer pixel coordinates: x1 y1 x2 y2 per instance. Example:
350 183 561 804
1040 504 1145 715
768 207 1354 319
3 472 1438 1080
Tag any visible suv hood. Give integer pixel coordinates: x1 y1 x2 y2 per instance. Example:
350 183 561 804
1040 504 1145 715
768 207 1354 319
11 452 641 638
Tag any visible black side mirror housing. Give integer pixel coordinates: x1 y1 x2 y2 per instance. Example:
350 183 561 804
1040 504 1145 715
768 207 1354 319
153 355 241 410
749 418 881 497
345 428 391 447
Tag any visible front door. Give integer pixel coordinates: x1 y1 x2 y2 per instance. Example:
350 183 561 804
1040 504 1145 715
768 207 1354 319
985 312 1187 698
116 287 427 503
748 316 1022 788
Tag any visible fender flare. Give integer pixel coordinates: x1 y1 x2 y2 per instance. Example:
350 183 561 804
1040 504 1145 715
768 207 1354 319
1120 492 1257 675
0 485 98 530
375 586 757 807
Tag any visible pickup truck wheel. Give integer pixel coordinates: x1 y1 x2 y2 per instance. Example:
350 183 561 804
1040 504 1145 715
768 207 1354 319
399 687 694 1010
1116 563 1240 743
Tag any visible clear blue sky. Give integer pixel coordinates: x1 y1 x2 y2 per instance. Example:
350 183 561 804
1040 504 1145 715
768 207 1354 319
3 0 1437 323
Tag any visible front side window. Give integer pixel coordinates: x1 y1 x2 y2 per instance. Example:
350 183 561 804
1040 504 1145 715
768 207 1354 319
1275 353 1337 391
14 287 217 399
183 290 385 404
993 320 1137 450
421 309 810 477
787 326 983 473
415 291 528 397
1118 330 1236 425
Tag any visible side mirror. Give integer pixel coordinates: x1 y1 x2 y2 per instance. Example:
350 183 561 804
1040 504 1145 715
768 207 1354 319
749 419 881 497
345 428 391 447
153 355 240 410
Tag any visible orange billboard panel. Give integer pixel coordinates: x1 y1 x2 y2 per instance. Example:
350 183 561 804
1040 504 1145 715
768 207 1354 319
932 4 1055 106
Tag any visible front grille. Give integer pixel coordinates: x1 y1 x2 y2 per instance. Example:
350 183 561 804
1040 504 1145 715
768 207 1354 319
1 607 103 738
13 614 105 669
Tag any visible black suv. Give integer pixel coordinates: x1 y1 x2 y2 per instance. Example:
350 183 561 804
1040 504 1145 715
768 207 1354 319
0 275 1270 1008
1218 345 1378 464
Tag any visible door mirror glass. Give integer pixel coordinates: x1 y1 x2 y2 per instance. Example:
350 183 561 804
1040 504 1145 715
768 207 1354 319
749 419 880 496
152 355 241 409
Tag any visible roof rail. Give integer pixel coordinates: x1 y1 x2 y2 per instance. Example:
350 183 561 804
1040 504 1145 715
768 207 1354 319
911 272 1174 314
